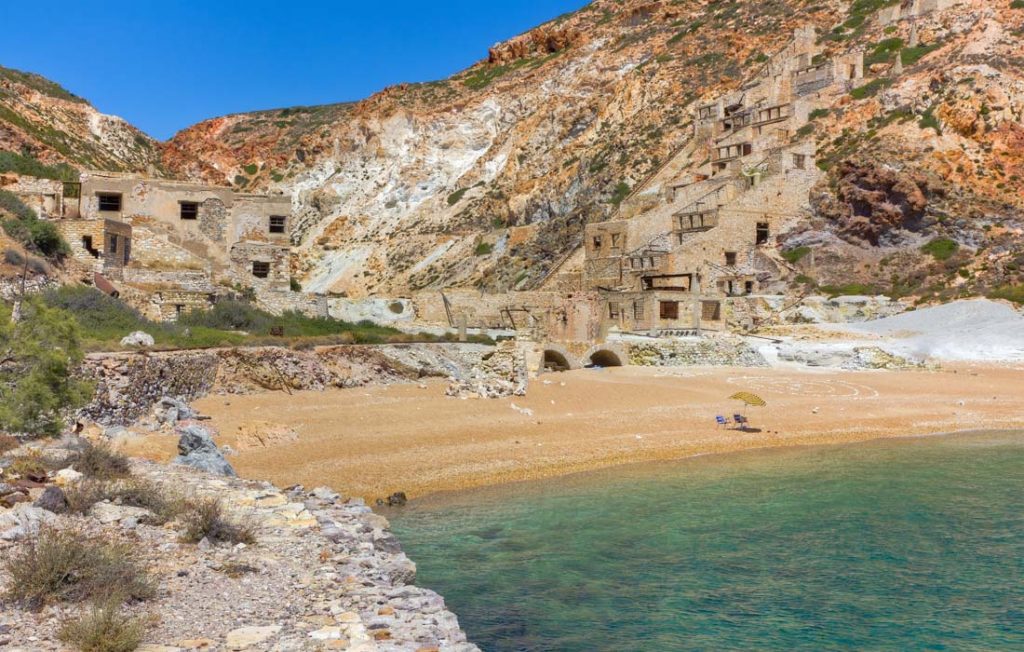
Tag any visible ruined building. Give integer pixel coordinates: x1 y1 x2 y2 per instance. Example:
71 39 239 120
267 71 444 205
556 27 863 335
5 170 317 320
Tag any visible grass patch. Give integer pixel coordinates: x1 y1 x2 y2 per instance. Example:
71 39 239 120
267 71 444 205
818 283 879 297
988 284 1024 304
59 600 147 652
865 37 904 66
180 498 256 546
918 107 942 134
921 238 958 260
850 78 893 100
0 150 79 181
242 163 258 176
781 246 811 264
474 242 494 256
808 108 831 121
1012 0 1024 8
901 43 940 66
4 527 155 610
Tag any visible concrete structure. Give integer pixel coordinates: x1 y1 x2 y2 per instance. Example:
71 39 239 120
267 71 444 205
877 0 963 25
0 173 66 218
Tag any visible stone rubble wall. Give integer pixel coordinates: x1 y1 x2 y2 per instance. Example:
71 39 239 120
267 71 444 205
625 337 768 367
79 343 494 426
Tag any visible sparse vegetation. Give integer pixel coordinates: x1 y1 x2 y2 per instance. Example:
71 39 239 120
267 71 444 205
0 189 70 258
0 150 79 181
818 283 879 297
850 78 893 100
988 284 1024 304
242 163 259 176
71 442 132 480
609 181 631 206
59 601 147 652
781 246 811 264
0 433 19 454
447 187 469 206
921 238 958 261
474 242 494 256
4 527 155 609
181 497 256 545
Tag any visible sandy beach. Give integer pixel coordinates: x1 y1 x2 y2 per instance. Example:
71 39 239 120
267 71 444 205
120 363 1024 502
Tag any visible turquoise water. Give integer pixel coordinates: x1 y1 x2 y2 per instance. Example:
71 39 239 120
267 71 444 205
387 432 1024 651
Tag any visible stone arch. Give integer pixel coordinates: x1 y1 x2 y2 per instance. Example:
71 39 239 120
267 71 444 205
584 344 627 368
539 344 579 373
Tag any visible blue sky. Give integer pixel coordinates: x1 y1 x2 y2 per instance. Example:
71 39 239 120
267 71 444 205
0 1 588 140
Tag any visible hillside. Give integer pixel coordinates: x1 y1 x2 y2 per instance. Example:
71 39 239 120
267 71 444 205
159 0 1024 303
0 65 161 173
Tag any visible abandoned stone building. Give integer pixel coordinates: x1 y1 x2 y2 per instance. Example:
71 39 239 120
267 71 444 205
2 169 308 321
539 27 864 338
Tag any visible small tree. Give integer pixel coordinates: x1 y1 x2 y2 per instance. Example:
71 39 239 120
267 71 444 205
0 297 92 437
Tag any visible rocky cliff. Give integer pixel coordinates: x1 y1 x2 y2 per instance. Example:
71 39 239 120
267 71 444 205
0 66 161 173
159 0 1024 304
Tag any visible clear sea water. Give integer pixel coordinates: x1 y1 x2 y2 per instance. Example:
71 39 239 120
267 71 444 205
387 432 1024 651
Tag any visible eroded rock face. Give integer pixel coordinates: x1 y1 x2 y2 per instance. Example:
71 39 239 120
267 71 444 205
813 159 943 246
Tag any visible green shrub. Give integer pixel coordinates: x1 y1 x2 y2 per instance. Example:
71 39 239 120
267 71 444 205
242 163 259 175
901 43 940 66
808 108 831 121
0 150 79 181
919 108 942 134
447 187 469 206
1012 0 1024 9
0 190 70 257
818 283 879 297
474 242 494 256
289 276 302 292
609 181 631 206
921 238 958 260
781 246 811 264
865 37 904 66
0 298 93 437
4 527 155 609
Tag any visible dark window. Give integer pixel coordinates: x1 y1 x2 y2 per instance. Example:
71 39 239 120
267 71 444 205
269 215 287 234
98 193 122 212
592 236 603 249
123 239 131 265
793 154 807 170
608 302 620 319
633 300 644 320
745 281 754 294
82 235 98 257
725 251 737 266
659 301 679 320
180 202 199 220
702 301 721 321
108 235 117 254
756 222 770 245
252 261 271 278
175 304 184 317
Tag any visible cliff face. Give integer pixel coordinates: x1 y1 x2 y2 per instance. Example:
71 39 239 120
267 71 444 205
8 0 1021 302
0 66 161 172
161 0 1024 302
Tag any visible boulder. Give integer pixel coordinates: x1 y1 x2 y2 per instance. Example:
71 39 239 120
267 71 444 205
90 501 153 525
53 468 84 486
34 486 69 514
120 330 155 347
0 504 56 541
173 425 236 477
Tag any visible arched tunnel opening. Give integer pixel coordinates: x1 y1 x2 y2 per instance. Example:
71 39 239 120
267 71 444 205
543 350 571 372
588 350 623 368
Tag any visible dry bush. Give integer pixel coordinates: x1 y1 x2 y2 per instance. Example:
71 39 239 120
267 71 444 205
58 600 146 652
0 433 19 455
4 527 155 610
110 478 185 525
216 561 259 578
7 453 51 481
72 442 131 480
64 480 109 514
180 497 255 546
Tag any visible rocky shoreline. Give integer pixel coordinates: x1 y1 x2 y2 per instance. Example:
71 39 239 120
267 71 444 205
0 440 479 652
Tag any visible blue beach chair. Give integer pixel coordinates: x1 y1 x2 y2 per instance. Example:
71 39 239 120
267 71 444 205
733 414 749 430
715 415 731 428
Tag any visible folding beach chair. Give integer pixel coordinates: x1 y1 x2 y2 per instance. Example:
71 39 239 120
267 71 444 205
716 415 731 428
733 414 749 430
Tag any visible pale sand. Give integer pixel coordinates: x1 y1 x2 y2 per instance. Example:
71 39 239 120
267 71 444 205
123 364 1024 501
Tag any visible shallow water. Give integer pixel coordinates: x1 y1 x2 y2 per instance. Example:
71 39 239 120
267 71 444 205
388 432 1024 651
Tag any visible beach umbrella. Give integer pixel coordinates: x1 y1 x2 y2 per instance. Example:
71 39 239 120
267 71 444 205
729 391 766 407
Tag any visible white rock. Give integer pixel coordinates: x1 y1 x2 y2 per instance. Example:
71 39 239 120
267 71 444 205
89 501 152 525
120 330 155 347
0 504 56 540
54 468 84 486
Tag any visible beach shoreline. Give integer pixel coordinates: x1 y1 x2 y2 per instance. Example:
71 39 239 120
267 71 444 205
121 363 1024 502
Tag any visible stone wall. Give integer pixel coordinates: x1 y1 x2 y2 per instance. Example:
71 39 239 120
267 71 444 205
79 343 494 425
625 336 768 367
256 290 329 317
0 173 63 217
229 241 290 292
129 224 209 272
